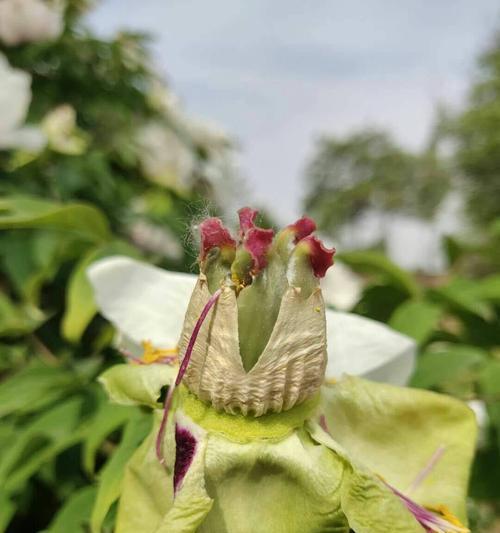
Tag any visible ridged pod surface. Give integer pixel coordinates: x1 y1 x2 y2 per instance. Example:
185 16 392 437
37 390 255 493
180 274 327 416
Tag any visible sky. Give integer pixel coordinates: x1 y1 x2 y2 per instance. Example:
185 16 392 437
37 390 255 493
88 0 500 222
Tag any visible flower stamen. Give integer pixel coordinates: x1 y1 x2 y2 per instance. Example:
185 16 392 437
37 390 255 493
381 479 469 533
119 341 178 365
141 340 178 365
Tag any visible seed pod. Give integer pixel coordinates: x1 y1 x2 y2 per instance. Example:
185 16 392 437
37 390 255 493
181 274 327 416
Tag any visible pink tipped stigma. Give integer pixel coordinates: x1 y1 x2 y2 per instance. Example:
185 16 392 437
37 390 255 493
238 207 258 236
156 288 222 464
299 235 335 278
199 218 236 260
287 216 317 242
244 226 275 271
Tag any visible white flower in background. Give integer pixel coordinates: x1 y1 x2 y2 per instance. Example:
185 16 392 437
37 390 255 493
87 256 416 386
467 399 488 448
0 0 63 46
42 104 88 155
184 116 233 153
145 80 239 213
148 80 233 154
322 259 364 311
0 53 45 151
128 219 184 261
136 121 195 191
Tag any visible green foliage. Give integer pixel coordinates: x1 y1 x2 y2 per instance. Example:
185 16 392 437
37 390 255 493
453 31 500 226
0 1 233 530
337 250 420 296
303 130 451 234
339 232 500 530
388 299 442 345
90 411 152 533
0 196 110 242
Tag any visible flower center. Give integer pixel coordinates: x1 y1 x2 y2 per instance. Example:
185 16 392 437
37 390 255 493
198 207 335 371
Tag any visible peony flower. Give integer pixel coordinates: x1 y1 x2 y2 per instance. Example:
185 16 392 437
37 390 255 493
0 0 63 46
0 53 45 151
135 121 195 192
42 104 88 155
128 219 184 261
145 80 238 211
88 209 476 533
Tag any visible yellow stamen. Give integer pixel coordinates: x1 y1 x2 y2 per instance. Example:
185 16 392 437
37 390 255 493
425 505 469 532
141 340 178 364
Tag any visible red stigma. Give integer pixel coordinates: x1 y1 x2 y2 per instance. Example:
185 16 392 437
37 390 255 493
300 236 335 278
199 218 236 260
244 226 275 271
238 207 258 237
287 216 316 242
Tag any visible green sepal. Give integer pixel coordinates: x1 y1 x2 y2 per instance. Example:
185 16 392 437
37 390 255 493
319 376 476 522
98 363 176 408
198 427 349 533
114 411 175 533
307 422 422 533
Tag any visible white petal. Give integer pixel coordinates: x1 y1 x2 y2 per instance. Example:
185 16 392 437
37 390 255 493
326 310 416 385
467 399 488 448
0 53 32 138
2 125 46 151
321 260 364 311
87 256 197 348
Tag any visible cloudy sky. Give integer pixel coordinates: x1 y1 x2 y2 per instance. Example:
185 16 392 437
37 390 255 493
88 0 500 222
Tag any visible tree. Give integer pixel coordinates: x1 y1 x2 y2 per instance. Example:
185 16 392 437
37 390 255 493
0 0 237 264
303 129 451 236
453 31 500 227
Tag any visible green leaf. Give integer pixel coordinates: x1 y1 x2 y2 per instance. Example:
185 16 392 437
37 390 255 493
62 241 138 343
83 401 137 475
46 486 97 533
353 284 408 323
410 344 488 390
0 397 88 494
91 411 152 533
476 275 500 302
389 299 442 344
98 364 176 408
0 230 86 305
0 361 82 417
337 250 420 296
0 293 45 337
431 278 493 320
0 491 15 533
442 235 464 266
479 360 500 449
0 343 27 372
0 196 110 243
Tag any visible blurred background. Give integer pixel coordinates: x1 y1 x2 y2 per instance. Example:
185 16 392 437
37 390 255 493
0 0 499 531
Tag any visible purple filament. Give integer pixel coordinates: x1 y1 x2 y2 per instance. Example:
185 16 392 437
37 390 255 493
382 479 467 532
155 288 222 464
